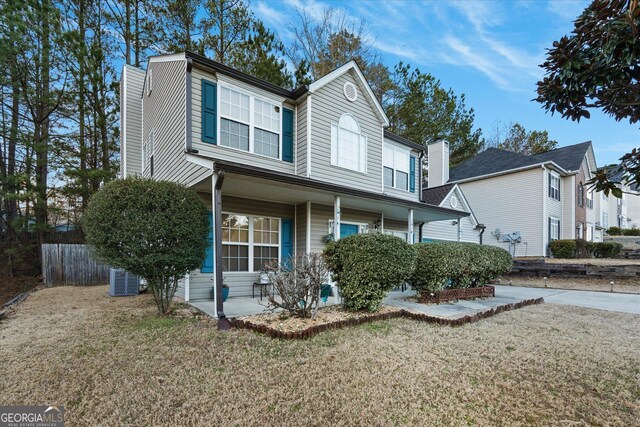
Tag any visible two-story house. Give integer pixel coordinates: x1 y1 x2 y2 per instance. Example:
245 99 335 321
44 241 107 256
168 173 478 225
119 52 470 315
439 141 600 257
598 165 640 230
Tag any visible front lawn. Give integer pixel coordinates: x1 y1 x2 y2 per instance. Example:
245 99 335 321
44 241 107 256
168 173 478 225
1 286 639 426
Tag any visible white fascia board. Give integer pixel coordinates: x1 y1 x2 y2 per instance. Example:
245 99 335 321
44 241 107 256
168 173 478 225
451 161 570 185
308 61 389 127
185 153 215 169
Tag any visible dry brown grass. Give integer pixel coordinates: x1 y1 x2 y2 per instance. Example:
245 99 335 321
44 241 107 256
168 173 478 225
1 286 639 426
506 276 640 294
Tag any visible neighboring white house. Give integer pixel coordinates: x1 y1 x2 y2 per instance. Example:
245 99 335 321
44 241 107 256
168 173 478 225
598 164 640 230
442 142 602 257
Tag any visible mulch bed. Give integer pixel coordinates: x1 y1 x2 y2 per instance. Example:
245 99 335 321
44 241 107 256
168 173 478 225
418 285 495 304
232 297 545 339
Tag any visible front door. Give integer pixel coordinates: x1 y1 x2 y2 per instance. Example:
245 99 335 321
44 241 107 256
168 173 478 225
340 223 359 238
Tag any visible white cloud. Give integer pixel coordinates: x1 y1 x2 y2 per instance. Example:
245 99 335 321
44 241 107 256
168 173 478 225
255 1 286 27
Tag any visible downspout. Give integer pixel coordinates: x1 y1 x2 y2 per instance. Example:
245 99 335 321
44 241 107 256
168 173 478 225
418 222 425 242
418 150 425 202
214 170 231 330
185 58 195 153
475 224 486 245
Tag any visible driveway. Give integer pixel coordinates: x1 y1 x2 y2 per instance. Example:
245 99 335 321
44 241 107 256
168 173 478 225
495 285 640 315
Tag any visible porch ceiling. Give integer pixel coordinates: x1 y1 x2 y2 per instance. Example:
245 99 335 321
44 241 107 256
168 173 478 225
191 170 467 223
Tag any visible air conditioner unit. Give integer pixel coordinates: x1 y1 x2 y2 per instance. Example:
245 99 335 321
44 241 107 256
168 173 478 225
109 268 140 297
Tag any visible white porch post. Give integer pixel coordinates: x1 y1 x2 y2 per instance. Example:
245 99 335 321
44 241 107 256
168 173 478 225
334 196 341 240
380 212 384 233
184 274 190 302
408 209 414 243
457 220 462 242
306 201 311 254
211 173 218 316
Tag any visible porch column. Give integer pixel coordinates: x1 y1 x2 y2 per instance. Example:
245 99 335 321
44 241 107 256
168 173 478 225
212 170 230 329
334 196 341 240
408 209 414 243
380 212 384 233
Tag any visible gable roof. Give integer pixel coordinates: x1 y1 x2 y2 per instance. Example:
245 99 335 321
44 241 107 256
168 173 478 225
449 141 592 182
308 61 389 126
530 141 592 172
422 183 456 205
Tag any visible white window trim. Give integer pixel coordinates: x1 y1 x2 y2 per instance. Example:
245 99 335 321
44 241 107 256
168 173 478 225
602 211 609 228
549 216 560 241
330 114 368 174
221 212 281 274
383 143 411 191
217 82 283 161
548 172 560 201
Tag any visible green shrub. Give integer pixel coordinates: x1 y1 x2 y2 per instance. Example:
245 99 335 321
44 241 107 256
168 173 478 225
607 227 623 235
82 178 209 314
623 228 640 236
549 239 577 258
408 242 512 293
592 242 623 258
574 239 594 258
323 233 415 312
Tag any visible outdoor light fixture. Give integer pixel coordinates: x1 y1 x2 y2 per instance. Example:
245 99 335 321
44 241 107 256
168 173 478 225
610 281 615 293
543 277 548 288
509 279 513 286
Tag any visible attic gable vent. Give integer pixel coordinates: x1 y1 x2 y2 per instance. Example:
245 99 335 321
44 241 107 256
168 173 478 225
343 82 357 102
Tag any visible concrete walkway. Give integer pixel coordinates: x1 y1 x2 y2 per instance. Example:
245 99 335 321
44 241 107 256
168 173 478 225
494 285 640 315
383 289 536 319
189 285 640 319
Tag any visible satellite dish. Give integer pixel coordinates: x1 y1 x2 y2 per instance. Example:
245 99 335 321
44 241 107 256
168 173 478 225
491 228 501 238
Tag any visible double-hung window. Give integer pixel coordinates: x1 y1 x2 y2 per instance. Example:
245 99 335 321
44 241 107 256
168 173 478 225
220 87 250 151
577 182 584 207
549 217 560 241
383 144 410 191
586 190 593 209
253 99 280 159
331 114 367 173
221 213 280 272
602 212 609 228
548 172 560 200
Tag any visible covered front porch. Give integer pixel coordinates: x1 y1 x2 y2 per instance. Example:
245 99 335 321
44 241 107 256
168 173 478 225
180 156 469 320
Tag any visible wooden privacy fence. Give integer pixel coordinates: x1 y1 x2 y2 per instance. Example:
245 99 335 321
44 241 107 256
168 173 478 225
42 244 110 287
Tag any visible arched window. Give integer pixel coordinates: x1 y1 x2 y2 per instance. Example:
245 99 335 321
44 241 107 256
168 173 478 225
331 114 367 173
577 182 584 207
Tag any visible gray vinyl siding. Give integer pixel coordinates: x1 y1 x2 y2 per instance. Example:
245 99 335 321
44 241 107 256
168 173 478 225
561 175 575 239
309 204 379 253
295 203 308 254
382 138 421 202
120 66 145 177
310 71 383 192
458 168 545 256
142 60 210 186
423 188 479 243
296 99 308 176
190 67 296 174
185 194 295 300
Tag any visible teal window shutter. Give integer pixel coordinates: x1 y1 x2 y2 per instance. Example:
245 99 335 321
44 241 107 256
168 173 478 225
201 212 214 273
281 219 293 267
410 155 416 193
202 80 217 144
282 108 293 162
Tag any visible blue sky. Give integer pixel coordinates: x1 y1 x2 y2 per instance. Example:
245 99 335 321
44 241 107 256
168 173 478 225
254 0 638 166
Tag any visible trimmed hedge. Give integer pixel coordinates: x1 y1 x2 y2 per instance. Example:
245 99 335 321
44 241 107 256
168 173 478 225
549 240 577 258
323 233 415 312
607 227 640 236
550 239 623 258
592 242 623 258
408 242 513 294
